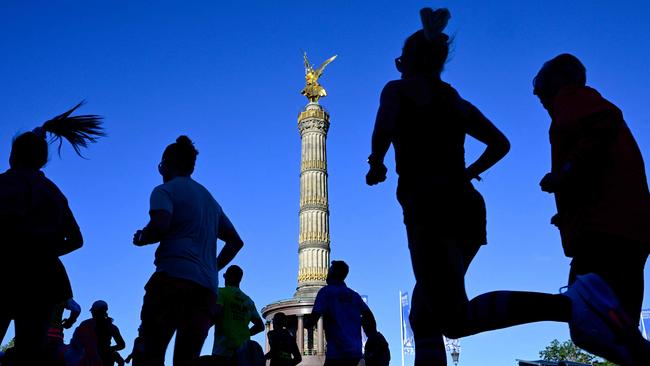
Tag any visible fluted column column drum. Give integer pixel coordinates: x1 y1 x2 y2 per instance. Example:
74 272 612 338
295 102 331 298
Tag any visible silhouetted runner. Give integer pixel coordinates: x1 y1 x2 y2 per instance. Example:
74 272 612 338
534 53 650 365
125 326 144 366
265 313 301 366
68 300 125 366
91 301 125 366
0 101 103 366
134 135 244 366
305 261 378 366
46 298 81 365
364 8 603 366
211 265 264 363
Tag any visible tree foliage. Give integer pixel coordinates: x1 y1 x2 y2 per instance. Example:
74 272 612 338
539 339 617 366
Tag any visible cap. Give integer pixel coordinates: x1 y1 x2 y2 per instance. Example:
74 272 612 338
90 300 108 313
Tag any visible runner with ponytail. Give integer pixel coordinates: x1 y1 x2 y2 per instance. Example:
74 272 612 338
0 101 104 365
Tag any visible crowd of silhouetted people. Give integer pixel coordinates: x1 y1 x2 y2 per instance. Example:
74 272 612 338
2 5 650 366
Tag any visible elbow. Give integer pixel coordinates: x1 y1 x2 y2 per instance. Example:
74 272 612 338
251 325 264 336
115 341 126 351
70 231 83 250
73 236 83 251
492 137 511 159
231 238 244 252
499 137 511 157
361 313 378 335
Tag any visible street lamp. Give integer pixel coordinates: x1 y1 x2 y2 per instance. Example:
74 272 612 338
444 337 461 366
450 348 460 365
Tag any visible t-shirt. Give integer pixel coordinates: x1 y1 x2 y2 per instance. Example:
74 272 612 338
70 318 121 366
212 286 261 356
267 329 300 366
0 168 80 301
549 86 650 256
312 283 370 359
149 176 235 293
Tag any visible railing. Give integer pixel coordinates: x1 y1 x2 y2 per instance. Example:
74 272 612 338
302 349 319 356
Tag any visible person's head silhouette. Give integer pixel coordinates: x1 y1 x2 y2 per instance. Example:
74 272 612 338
396 8 452 77
326 260 349 285
9 101 103 169
533 53 586 113
223 265 243 287
272 312 287 330
90 300 109 319
10 132 48 169
159 135 199 182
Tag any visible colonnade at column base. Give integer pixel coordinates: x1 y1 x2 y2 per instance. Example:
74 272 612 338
261 298 326 366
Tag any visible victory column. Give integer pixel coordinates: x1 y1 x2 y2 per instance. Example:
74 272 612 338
262 52 337 366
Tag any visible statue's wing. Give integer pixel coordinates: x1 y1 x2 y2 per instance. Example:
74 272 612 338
315 55 337 77
303 51 312 73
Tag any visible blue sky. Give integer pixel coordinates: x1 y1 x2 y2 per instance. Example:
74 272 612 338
2 1 650 364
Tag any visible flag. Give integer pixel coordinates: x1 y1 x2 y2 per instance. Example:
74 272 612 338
400 292 415 354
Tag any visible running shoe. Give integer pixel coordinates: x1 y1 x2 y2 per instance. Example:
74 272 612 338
563 273 638 365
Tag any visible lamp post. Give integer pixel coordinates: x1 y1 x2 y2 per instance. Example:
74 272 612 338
450 348 460 365
444 337 461 366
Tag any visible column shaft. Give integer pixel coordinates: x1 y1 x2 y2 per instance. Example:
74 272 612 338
297 104 331 295
265 323 271 353
317 317 325 354
297 315 304 354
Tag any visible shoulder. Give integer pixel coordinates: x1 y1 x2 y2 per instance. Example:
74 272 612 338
238 289 253 301
0 171 23 196
383 79 404 90
343 287 367 304
435 84 479 119
316 285 331 296
37 173 69 202
553 86 619 123
155 177 193 191
235 289 256 306
79 318 94 327
244 294 257 309
380 80 405 100
314 286 330 304
190 179 219 204
345 286 363 299
151 182 170 195
430 80 464 104
188 177 210 193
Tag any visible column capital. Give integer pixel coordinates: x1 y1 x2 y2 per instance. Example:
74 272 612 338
298 118 329 134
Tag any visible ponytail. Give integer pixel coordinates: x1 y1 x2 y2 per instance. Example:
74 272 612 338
399 8 453 76
38 100 105 157
10 101 104 169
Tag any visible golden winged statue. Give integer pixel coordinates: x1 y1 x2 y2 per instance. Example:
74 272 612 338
301 52 337 103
